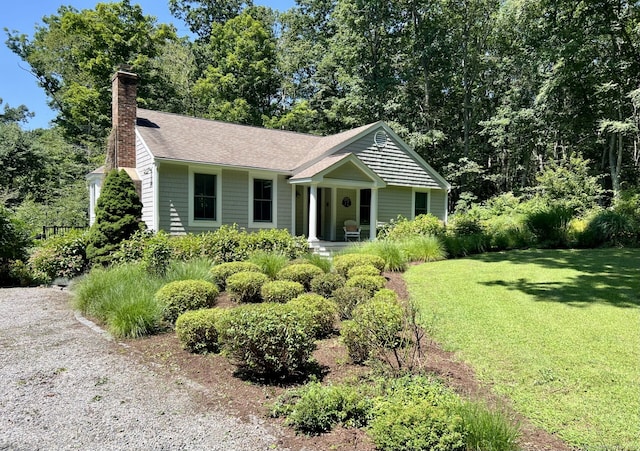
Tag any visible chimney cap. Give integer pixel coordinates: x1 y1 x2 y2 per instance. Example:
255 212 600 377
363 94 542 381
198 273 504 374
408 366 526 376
112 69 138 82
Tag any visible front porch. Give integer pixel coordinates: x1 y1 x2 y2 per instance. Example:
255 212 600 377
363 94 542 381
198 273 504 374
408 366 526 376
308 240 360 257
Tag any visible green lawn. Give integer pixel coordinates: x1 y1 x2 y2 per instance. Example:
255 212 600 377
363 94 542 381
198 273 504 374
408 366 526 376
406 248 640 450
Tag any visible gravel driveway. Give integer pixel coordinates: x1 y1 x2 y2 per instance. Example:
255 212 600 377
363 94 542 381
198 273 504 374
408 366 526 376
0 287 285 450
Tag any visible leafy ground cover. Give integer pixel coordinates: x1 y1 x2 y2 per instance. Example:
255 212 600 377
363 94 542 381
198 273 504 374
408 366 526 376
406 248 640 450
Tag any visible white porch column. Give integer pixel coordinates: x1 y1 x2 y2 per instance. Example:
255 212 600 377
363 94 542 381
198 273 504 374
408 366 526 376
369 187 378 241
291 185 297 235
308 184 319 242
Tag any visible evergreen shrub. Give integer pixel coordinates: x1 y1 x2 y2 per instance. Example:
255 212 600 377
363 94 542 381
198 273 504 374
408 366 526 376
29 229 89 282
289 293 338 338
310 272 346 298
226 271 269 303
276 263 324 291
154 279 219 324
333 254 385 277
175 308 228 353
331 286 371 320
345 275 386 296
210 261 261 290
347 264 381 278
218 303 315 377
261 280 305 303
381 214 445 241
86 169 145 265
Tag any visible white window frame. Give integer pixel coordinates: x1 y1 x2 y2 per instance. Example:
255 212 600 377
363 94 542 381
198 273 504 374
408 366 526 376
188 167 222 228
412 188 431 219
249 173 277 228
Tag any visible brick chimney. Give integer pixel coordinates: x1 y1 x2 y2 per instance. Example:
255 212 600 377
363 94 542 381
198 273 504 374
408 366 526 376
107 70 138 170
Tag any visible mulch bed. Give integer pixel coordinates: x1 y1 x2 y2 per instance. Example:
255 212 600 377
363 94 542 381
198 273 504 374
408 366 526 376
122 271 572 451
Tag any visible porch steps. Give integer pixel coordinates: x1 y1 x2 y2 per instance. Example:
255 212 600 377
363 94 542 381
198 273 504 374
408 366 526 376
309 241 356 258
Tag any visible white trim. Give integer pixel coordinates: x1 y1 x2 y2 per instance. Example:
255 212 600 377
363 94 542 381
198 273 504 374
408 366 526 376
249 172 278 229
188 167 222 228
370 188 378 241
330 188 337 241
153 161 160 232
411 188 431 219
291 184 296 234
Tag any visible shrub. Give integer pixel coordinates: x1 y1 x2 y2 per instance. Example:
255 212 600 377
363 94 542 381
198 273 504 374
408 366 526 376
383 214 446 241
484 214 532 251
580 210 638 247
345 275 386 296
28 229 89 282
245 228 309 259
310 272 346 298
400 235 447 262
333 254 385 277
261 280 305 303
249 251 289 279
86 169 145 265
368 376 465 451
372 288 399 303
280 382 372 434
456 401 521 451
347 264 380 278
276 263 324 291
218 303 315 377
0 205 30 265
210 261 261 290
299 253 332 273
226 271 270 303
449 214 485 236
72 263 164 338
200 225 250 263
175 308 228 354
289 293 338 338
442 233 490 258
154 279 219 324
348 241 407 272
525 204 574 248
331 286 371 320
341 296 404 363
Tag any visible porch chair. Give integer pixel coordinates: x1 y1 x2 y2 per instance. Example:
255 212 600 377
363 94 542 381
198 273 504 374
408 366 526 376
343 219 361 242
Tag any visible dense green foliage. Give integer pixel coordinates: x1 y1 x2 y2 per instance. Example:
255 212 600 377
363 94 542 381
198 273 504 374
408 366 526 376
209 261 261 290
85 170 144 265
344 275 386 297
175 308 227 353
218 302 316 378
226 270 269 303
288 293 337 338
0 205 32 286
309 272 346 298
29 229 88 282
330 286 371 320
332 254 385 277
276 263 324 291
154 279 219 323
261 280 305 303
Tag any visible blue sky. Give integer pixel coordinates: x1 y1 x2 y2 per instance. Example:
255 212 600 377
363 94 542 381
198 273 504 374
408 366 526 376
1 0 295 130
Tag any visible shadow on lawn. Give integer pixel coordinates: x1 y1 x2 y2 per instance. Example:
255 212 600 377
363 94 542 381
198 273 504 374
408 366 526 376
475 248 640 308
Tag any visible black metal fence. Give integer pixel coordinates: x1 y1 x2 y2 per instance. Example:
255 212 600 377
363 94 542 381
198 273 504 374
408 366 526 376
40 226 87 240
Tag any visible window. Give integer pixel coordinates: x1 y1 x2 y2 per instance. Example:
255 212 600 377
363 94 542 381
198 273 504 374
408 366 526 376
253 178 273 222
360 189 371 225
194 173 217 221
415 191 429 217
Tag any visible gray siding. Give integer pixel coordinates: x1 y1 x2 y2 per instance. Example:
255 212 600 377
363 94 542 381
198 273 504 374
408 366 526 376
277 174 292 232
221 169 248 226
378 187 412 223
136 139 155 229
337 130 442 189
324 162 371 182
430 189 447 221
158 164 188 234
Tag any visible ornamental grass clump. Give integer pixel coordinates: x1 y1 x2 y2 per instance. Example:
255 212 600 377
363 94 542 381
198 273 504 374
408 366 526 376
289 293 338 338
226 271 270 303
175 308 228 354
218 303 315 378
399 235 447 262
154 279 219 324
261 280 305 303
210 261 261 290
276 263 324 291
310 272 346 298
249 251 289 279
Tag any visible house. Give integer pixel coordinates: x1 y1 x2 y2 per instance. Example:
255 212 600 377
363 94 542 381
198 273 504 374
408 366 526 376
88 70 450 244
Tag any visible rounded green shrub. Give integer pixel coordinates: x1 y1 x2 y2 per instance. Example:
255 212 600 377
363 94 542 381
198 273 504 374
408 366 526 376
226 271 270 303
347 264 381 278
333 253 385 277
261 280 305 303
276 263 324 291
331 286 371 320
310 272 346 298
383 213 446 241
28 229 88 282
175 308 228 353
210 261 261 290
217 303 315 377
341 296 404 363
289 293 338 338
345 274 386 296
372 288 399 303
154 279 219 324
580 210 638 247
